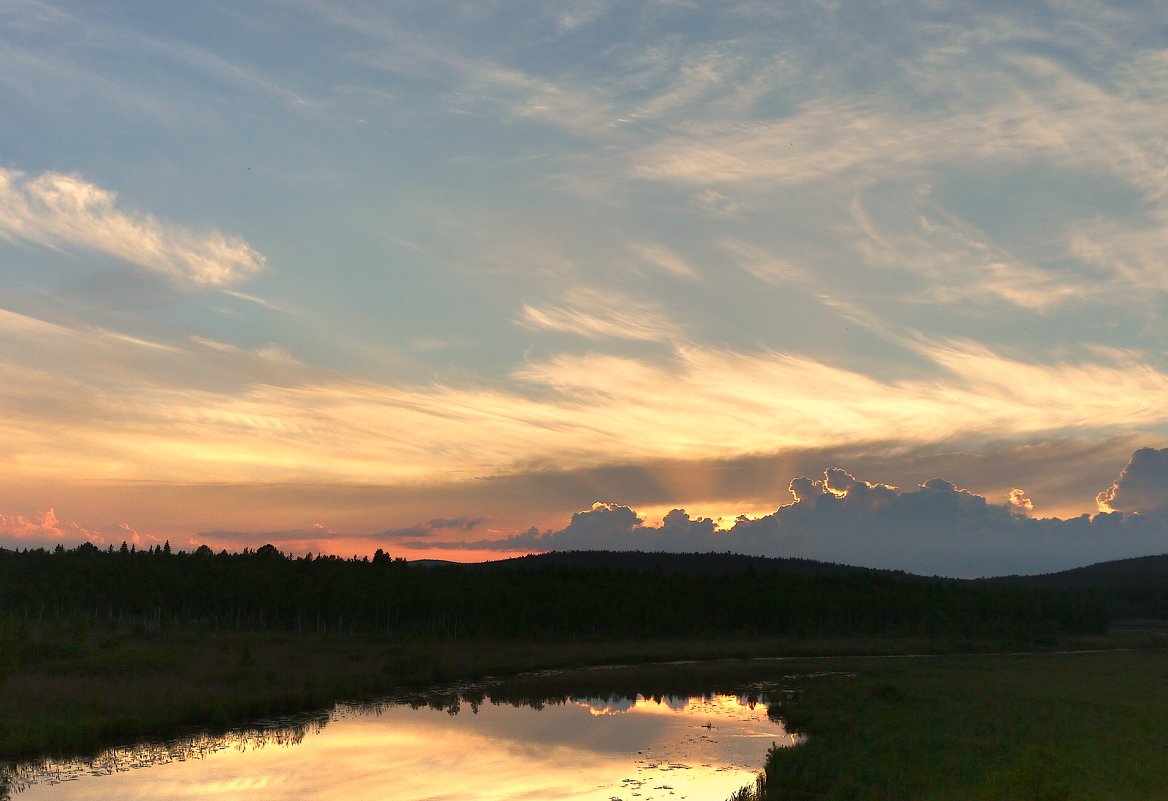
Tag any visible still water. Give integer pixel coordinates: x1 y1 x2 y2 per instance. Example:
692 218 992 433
5 669 800 801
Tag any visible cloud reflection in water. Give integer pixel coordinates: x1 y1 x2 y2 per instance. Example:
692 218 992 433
6 692 796 801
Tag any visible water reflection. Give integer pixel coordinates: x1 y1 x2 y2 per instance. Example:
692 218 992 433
1 714 330 794
4 665 805 801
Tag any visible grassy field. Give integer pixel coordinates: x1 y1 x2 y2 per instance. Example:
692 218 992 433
734 649 1168 801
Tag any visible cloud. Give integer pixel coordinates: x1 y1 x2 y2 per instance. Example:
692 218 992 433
1067 209 1168 295
201 517 486 550
607 7 1168 309
429 516 483 531
5 299 1168 493
627 19 1168 194
720 238 813 287
0 509 96 548
625 45 742 123
519 287 683 342
431 451 1168 577
0 508 146 550
630 243 701 279
14 450 1164 577
847 185 1093 312
375 517 482 539
535 501 643 550
467 64 615 133
1007 488 1034 517
0 168 264 287
555 0 610 32
1096 447 1168 514
326 6 616 135
374 525 430 540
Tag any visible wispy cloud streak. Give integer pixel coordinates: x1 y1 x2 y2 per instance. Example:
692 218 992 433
0 168 264 286
2 306 1167 489
519 288 683 342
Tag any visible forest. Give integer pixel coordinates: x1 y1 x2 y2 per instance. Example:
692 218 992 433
0 542 1115 643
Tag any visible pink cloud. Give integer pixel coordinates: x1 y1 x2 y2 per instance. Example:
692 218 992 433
0 508 101 547
0 509 153 550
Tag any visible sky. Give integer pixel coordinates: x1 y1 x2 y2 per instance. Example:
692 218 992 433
2 0 1168 576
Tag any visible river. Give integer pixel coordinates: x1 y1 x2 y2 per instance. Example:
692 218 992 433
3 664 803 801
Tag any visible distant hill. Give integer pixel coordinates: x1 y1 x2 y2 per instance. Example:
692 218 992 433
407 558 461 569
476 550 1167 622
988 554 1168 592
414 549 1168 590
472 549 896 577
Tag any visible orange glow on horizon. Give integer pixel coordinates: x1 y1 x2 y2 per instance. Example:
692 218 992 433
184 533 539 564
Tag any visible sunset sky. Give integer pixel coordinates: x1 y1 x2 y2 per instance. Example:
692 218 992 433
3 1 1167 575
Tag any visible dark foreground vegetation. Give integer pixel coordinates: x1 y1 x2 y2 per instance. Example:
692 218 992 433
730 650 1168 801
0 544 1164 774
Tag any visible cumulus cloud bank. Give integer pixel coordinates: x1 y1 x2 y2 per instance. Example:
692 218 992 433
1096 447 1168 514
0 168 264 287
7 450 1166 577
426 449 1168 577
0 508 147 551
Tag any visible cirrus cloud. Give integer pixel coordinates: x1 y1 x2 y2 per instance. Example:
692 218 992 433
0 167 264 287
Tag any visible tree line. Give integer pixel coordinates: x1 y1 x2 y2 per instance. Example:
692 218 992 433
0 542 1110 642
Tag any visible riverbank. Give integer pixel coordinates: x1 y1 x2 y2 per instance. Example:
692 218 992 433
733 648 1168 801
0 625 1156 762
0 630 936 760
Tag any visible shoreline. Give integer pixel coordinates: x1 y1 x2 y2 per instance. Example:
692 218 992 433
1 628 1158 763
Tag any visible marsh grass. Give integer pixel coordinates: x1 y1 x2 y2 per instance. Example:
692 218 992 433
735 650 1168 800
0 628 877 760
